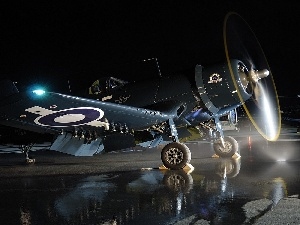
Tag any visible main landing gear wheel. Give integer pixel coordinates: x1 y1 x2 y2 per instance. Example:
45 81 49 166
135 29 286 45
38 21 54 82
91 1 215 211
161 142 191 170
213 136 238 158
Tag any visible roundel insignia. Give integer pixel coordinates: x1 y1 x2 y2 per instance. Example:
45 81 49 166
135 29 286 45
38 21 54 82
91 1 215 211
25 106 105 127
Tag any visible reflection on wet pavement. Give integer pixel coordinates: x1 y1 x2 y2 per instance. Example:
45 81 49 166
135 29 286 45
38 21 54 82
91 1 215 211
1 133 300 224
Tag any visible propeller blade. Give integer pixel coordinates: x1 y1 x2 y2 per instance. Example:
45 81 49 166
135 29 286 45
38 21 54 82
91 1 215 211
223 12 281 141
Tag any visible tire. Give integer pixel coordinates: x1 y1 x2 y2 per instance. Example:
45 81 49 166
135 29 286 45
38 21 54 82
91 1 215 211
161 142 191 170
213 136 238 158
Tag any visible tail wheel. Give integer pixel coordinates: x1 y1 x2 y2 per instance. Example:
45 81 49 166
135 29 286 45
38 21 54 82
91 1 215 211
213 136 238 158
161 142 191 170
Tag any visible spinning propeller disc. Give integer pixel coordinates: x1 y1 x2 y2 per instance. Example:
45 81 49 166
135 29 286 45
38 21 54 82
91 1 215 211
223 12 281 141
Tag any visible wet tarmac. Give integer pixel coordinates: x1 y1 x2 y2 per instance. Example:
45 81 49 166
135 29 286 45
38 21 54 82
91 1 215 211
1 125 300 225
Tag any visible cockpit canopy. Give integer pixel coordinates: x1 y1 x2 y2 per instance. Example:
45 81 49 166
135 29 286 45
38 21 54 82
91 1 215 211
89 77 128 95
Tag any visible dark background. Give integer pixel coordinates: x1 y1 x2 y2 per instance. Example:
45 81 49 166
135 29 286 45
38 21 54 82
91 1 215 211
0 1 299 96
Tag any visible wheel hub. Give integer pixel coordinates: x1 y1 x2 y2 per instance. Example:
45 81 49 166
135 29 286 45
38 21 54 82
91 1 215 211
219 141 232 153
166 148 183 165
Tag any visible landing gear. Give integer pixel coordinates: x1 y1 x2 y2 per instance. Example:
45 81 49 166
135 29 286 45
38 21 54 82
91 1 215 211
213 136 238 158
161 142 191 170
160 119 192 170
210 116 240 158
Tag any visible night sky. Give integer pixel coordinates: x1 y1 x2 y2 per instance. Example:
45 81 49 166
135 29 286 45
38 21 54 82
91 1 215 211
0 1 299 96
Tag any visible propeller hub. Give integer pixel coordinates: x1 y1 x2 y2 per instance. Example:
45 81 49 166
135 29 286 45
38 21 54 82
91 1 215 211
249 69 269 83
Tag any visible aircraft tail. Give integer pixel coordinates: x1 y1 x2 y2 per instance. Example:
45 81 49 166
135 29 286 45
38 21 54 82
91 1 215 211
0 79 19 97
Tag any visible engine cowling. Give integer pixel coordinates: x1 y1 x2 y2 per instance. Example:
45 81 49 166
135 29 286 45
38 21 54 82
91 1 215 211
195 59 252 115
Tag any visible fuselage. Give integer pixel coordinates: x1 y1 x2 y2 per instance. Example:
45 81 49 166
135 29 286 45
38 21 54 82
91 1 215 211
87 74 210 126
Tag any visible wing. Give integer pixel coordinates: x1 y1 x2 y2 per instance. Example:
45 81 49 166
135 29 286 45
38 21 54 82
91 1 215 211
0 84 176 134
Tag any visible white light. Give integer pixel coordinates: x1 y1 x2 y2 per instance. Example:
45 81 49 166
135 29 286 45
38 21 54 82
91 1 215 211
32 89 45 95
276 159 286 162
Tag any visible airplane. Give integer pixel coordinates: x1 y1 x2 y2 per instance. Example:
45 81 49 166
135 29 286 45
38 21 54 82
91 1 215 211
0 12 281 169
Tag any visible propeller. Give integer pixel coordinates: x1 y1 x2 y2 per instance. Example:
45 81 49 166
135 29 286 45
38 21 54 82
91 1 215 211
223 12 281 141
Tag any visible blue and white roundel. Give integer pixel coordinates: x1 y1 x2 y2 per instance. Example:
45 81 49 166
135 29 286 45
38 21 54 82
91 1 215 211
26 106 105 127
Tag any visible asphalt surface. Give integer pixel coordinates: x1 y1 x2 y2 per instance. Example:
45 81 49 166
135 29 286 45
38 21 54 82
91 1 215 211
0 125 300 224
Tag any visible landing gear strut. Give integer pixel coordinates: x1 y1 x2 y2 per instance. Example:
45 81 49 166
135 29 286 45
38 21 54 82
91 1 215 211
160 119 192 170
212 117 240 158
